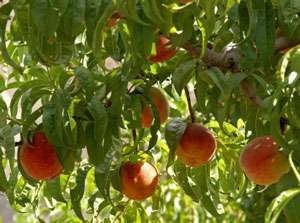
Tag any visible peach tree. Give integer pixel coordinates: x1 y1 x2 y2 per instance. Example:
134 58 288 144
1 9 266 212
0 0 300 222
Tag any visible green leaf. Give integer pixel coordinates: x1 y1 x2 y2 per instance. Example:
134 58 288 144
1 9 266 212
110 168 121 192
173 161 198 202
44 177 66 203
74 67 96 99
0 149 8 192
165 118 187 151
70 165 91 221
172 60 196 95
265 188 300 223
58 0 86 41
165 118 187 167
31 0 60 37
270 97 289 149
121 0 150 26
0 2 23 73
252 0 275 68
95 137 122 197
0 125 20 169
87 97 108 142
191 166 220 217
201 67 226 95
86 122 103 165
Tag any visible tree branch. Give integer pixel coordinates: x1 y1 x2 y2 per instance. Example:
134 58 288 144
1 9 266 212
184 36 300 107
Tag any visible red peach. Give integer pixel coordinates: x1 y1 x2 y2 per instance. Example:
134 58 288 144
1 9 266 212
121 161 159 200
149 36 177 63
176 123 216 167
19 132 63 181
141 87 169 128
240 136 290 185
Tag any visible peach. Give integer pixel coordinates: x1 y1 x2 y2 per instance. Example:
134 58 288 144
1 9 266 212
175 123 216 167
239 136 290 185
107 12 122 28
121 161 159 200
141 87 169 128
149 36 177 63
19 132 63 181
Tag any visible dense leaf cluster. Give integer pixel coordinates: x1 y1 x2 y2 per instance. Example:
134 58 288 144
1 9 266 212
0 0 300 222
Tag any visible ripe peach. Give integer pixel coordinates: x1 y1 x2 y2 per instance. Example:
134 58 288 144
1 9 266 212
121 161 159 200
141 87 169 128
19 132 63 181
107 12 122 28
175 123 216 167
149 36 177 63
239 136 290 185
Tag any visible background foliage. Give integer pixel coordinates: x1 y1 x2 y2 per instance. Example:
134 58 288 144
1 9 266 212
1 0 300 222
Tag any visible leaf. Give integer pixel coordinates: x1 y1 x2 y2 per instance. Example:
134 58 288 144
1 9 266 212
110 168 121 192
92 3 115 61
279 0 300 18
44 177 65 203
43 103 64 147
173 161 198 202
87 97 108 142
58 0 86 41
0 149 8 192
70 165 91 221
252 0 275 68
223 72 247 99
191 166 220 217
86 122 103 165
74 67 96 99
165 118 187 151
30 0 60 37
270 97 289 149
265 188 300 223
165 118 187 167
0 125 20 169
172 60 196 95
206 68 226 93
0 2 23 73
120 0 150 26
9 79 49 117
95 137 122 198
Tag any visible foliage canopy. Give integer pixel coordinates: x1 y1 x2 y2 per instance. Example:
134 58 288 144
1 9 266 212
1 0 300 222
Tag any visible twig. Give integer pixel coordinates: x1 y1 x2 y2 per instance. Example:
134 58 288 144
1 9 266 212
184 86 195 123
183 35 300 107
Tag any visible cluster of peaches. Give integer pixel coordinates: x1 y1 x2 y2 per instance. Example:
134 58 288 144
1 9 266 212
18 4 290 200
19 86 290 201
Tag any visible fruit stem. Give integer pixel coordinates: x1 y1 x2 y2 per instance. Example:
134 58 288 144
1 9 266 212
132 128 137 153
184 86 195 123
